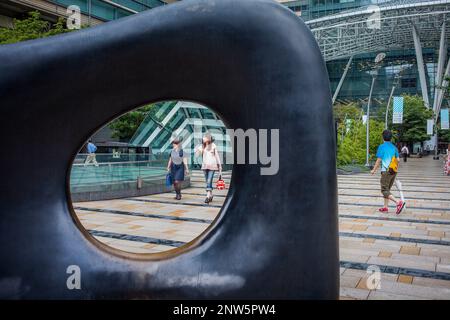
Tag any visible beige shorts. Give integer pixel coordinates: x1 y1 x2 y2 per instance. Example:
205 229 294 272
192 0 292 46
380 171 396 198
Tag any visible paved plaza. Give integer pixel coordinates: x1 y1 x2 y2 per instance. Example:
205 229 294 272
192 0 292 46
74 157 450 299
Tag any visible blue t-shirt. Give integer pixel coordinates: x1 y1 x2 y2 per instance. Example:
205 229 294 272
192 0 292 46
87 142 97 154
376 142 399 172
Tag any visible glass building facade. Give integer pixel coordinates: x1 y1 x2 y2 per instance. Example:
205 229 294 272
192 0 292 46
130 101 232 168
52 0 165 21
282 0 381 20
280 0 449 111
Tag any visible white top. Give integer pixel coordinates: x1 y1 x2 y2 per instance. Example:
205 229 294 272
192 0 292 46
401 146 409 154
195 143 221 170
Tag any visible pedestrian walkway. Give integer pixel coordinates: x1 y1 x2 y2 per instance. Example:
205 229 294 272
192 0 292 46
73 157 450 299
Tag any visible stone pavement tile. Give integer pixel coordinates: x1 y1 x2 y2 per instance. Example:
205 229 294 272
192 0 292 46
400 246 421 256
339 239 368 249
397 275 413 284
367 291 425 300
82 223 101 229
127 225 143 230
378 251 392 258
339 223 354 230
436 264 450 273
351 225 368 231
372 223 384 227
367 256 436 272
352 241 401 252
373 280 450 299
412 277 450 289
342 269 367 278
391 253 440 264
340 253 370 264
340 275 361 288
340 247 380 256
151 244 177 252
108 239 150 248
93 236 115 244
339 287 370 300
374 238 417 247
111 245 153 254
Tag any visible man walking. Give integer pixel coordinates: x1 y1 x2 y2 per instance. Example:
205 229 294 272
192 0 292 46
84 140 99 167
401 144 409 162
370 130 406 214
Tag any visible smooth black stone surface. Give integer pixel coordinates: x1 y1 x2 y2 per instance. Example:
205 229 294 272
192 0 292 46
0 0 337 299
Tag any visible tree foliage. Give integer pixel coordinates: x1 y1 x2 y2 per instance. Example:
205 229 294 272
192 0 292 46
0 11 71 45
390 95 433 144
333 102 362 123
337 119 385 166
108 105 156 141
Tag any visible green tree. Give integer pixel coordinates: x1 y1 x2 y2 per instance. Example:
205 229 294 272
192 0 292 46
391 95 433 144
337 119 385 166
108 105 156 141
333 102 362 123
0 11 72 45
438 128 450 143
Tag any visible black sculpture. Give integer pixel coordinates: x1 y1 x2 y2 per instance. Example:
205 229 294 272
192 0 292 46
0 0 338 299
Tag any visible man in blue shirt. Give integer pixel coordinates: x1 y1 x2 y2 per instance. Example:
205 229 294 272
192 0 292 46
370 130 405 214
84 140 99 167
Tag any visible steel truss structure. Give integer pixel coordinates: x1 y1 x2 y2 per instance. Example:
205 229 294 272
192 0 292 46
306 0 450 62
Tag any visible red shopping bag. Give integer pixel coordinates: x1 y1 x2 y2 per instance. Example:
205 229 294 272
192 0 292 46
216 175 226 190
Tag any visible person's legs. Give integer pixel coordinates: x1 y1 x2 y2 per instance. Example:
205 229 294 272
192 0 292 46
207 170 215 200
389 173 406 214
203 170 215 202
174 180 181 200
380 172 392 212
388 194 398 204
84 154 93 166
381 172 405 214
203 170 210 201
92 154 99 167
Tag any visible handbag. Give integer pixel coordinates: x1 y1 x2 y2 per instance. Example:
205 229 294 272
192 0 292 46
215 175 226 190
165 172 173 187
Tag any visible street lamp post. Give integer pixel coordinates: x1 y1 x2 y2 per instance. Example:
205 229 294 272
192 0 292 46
365 74 376 167
385 85 395 130
385 69 403 130
365 53 386 167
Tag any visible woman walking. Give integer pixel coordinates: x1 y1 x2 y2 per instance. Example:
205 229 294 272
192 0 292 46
195 133 222 203
167 137 189 200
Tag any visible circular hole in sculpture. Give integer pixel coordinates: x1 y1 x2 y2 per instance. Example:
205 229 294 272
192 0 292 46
69 101 232 256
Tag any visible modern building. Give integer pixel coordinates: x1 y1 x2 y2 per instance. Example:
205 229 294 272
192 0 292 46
278 0 450 152
0 0 172 27
278 0 450 112
2 0 449 150
129 101 232 167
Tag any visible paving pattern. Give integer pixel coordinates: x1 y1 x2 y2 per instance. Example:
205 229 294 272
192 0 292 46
73 157 450 299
